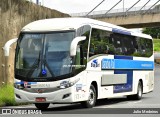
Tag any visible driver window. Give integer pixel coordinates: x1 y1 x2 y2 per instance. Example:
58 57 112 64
75 45 81 69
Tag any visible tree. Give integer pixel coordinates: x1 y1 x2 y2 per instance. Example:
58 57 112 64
142 27 160 39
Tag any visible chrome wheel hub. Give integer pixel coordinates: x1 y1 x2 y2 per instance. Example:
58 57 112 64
88 89 95 105
138 85 142 97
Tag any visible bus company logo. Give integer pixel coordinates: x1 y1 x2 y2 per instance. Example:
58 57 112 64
91 59 100 68
35 89 46 93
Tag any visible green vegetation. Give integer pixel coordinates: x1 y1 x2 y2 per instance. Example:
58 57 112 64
0 84 17 106
142 27 160 52
143 27 160 39
153 39 160 52
0 84 28 107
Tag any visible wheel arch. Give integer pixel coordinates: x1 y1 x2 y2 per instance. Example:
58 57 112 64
139 79 143 92
91 81 98 99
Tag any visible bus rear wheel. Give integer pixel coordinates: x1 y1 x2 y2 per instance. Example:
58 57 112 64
127 81 143 100
81 85 96 108
35 103 50 110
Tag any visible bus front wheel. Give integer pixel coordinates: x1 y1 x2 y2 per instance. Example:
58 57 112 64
81 85 97 108
35 103 50 110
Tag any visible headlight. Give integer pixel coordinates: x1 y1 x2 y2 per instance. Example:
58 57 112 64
59 78 80 89
14 83 24 89
59 81 70 89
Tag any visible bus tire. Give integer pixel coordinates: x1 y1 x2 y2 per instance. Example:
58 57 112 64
127 81 143 100
81 85 96 108
35 103 50 110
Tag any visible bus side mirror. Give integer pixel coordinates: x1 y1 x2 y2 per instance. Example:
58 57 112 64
3 38 18 56
70 36 86 56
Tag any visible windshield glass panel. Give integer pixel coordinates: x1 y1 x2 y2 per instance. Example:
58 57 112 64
15 31 75 80
44 32 73 77
16 34 43 76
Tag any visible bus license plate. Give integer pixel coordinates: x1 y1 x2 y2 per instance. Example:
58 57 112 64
35 97 46 102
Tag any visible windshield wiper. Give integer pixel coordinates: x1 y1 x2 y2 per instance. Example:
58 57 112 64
42 59 55 77
26 51 41 78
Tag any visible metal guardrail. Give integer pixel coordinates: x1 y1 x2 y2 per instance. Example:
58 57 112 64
70 5 160 18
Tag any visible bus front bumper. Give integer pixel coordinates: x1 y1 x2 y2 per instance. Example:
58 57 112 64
14 87 75 103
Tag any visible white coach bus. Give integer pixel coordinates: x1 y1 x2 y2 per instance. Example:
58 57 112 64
14 18 154 109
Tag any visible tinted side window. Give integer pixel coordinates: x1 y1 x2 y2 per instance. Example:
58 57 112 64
143 38 153 57
81 29 90 64
120 34 136 56
89 28 110 57
89 28 153 58
110 34 123 55
134 37 153 57
75 25 91 69
110 33 153 57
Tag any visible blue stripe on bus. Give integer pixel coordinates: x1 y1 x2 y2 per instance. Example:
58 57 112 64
114 55 132 60
113 55 133 93
101 55 154 93
114 70 133 93
112 28 131 35
101 59 154 70
15 81 37 85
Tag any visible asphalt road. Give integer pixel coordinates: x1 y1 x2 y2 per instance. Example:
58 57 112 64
1 64 160 116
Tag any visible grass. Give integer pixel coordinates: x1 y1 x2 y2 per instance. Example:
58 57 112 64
0 84 29 107
0 84 18 106
153 39 160 52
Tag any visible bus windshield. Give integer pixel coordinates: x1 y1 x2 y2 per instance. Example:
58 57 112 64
15 31 75 81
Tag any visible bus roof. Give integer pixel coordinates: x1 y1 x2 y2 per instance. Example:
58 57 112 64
22 18 152 39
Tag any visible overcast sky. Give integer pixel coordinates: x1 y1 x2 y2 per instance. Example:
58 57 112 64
30 0 160 14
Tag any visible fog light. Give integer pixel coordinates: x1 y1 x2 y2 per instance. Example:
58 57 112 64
62 93 71 99
16 94 21 99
